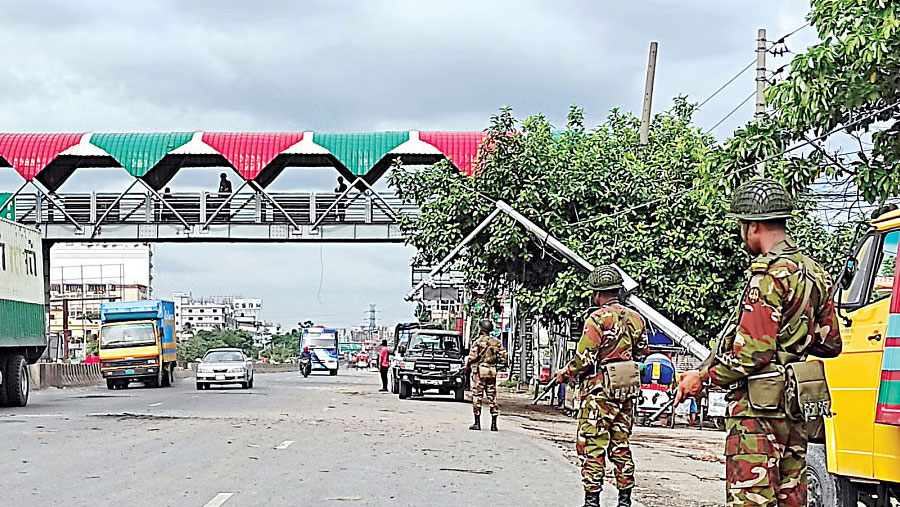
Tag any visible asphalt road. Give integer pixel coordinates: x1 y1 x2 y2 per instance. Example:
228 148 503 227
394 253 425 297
1 368 595 507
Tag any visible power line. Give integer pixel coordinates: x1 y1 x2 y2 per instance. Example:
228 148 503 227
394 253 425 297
698 60 756 110
706 91 756 134
561 100 900 228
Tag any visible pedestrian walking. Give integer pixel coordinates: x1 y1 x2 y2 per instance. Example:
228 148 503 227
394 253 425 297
467 319 506 432
378 339 390 392
675 178 842 506
557 265 650 507
218 172 232 195
334 176 348 221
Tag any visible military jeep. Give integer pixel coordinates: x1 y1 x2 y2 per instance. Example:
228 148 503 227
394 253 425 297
394 329 467 402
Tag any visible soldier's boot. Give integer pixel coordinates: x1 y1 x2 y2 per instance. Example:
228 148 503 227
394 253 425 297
490 415 498 432
469 413 481 431
616 488 632 507
583 491 601 507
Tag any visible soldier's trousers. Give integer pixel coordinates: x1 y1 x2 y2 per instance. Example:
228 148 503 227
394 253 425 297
725 417 808 506
576 395 635 493
472 375 498 416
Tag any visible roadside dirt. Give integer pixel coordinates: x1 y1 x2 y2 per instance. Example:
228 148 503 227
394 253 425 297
499 389 725 507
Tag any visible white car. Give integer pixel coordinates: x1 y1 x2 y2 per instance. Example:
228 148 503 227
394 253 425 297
196 348 254 390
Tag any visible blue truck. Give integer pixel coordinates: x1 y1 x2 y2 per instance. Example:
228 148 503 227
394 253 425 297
99 301 177 389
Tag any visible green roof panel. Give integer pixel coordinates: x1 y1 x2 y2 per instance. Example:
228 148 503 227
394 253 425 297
312 132 409 176
90 132 193 177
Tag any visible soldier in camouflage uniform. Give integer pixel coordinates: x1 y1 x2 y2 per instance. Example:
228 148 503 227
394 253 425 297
557 265 650 507
676 179 842 506
467 319 506 431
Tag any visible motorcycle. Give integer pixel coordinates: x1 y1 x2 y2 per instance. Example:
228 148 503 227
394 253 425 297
299 357 312 377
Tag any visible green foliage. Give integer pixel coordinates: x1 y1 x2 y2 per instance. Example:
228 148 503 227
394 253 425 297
261 331 300 363
391 100 751 342
177 329 256 367
714 0 900 203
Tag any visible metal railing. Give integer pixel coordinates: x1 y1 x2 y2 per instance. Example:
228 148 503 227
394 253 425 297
11 190 419 228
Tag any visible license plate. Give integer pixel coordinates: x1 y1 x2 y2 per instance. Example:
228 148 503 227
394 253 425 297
125 369 135 375
422 379 441 385
215 375 225 380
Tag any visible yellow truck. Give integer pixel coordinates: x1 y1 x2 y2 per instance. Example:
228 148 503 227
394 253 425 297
808 208 900 506
99 300 177 389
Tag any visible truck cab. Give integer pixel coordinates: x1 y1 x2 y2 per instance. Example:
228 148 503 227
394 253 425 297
99 301 177 389
809 209 900 505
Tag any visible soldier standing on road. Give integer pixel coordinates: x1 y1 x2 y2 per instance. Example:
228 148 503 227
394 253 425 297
557 265 650 507
675 179 842 506
467 319 506 432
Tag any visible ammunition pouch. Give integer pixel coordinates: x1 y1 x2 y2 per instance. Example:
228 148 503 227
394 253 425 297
602 360 641 400
478 364 498 379
746 363 786 411
784 360 831 422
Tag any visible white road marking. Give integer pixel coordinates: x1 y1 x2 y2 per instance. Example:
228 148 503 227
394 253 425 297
149 403 162 407
275 440 294 450
203 492 233 507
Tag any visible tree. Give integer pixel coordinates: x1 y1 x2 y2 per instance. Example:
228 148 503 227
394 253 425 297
712 0 900 203
391 100 751 341
176 329 256 367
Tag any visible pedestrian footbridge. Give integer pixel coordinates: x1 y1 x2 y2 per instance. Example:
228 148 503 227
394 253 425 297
0 131 485 242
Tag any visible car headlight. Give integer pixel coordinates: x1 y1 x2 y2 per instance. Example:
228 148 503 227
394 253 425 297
227 367 246 373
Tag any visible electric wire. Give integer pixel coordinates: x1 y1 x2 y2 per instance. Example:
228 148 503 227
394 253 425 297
560 100 900 228
706 91 757 134
698 60 756 110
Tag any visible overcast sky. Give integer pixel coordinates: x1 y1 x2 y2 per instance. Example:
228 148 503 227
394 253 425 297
0 1 815 328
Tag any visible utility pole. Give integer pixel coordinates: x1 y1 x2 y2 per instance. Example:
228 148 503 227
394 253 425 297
755 28 768 177
639 41 659 146
368 304 377 342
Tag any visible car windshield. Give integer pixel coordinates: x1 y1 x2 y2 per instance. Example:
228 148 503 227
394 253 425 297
100 323 156 348
409 333 459 352
204 351 245 362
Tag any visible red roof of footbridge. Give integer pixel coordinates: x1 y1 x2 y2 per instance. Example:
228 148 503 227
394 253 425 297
0 131 487 188
0 133 84 180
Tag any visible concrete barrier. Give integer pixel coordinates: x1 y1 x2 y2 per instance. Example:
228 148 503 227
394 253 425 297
28 363 103 390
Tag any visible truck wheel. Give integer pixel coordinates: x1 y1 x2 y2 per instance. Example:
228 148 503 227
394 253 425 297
107 379 116 390
3 354 29 407
248 377 254 389
161 365 171 387
390 373 399 394
329 369 337 376
399 380 411 399
454 387 465 402
807 443 837 507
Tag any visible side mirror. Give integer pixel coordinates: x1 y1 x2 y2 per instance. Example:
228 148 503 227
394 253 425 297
839 260 856 290
195 357 203 363
398 346 406 355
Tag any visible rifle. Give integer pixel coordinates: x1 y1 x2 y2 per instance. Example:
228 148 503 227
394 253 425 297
648 396 677 422
533 378 559 405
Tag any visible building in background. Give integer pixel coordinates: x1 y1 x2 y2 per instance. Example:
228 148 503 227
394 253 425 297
172 293 269 340
48 243 154 360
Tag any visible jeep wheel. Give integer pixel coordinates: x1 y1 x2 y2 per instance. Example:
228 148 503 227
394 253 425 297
399 380 411 399
390 373 399 394
454 387 465 402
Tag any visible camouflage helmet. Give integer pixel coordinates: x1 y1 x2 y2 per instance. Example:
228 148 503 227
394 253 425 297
588 265 624 291
478 319 494 333
727 178 794 221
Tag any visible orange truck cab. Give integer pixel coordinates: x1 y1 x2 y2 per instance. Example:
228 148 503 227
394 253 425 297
808 209 900 506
